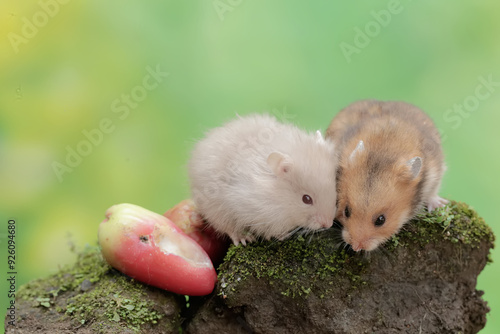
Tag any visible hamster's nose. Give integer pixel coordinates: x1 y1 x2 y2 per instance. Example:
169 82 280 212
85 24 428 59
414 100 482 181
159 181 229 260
351 242 364 252
321 219 333 228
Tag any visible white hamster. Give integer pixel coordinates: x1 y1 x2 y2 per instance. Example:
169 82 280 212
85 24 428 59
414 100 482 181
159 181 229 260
188 114 338 245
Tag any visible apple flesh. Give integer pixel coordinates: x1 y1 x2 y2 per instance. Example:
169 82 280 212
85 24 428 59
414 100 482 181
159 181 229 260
99 203 217 296
164 199 229 264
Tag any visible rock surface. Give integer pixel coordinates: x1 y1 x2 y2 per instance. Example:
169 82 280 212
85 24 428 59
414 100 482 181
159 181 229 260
5 248 183 333
5 201 495 334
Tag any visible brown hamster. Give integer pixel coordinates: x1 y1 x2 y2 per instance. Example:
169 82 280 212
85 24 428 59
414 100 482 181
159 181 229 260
189 114 339 246
326 100 447 252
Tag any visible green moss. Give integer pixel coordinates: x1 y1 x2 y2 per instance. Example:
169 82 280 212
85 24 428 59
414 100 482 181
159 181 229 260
19 246 109 302
218 233 368 299
17 247 177 332
64 275 164 331
385 201 495 252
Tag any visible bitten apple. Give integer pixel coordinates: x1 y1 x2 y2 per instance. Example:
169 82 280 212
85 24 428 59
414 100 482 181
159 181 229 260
99 203 217 296
164 199 229 264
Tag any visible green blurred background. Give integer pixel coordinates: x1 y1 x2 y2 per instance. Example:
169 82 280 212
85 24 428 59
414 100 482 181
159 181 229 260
1 0 499 332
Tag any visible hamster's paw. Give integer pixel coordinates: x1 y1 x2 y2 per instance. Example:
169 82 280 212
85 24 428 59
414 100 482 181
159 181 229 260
427 196 449 212
229 233 255 246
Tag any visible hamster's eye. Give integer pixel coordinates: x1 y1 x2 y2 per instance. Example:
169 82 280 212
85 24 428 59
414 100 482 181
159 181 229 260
344 206 351 218
374 215 386 227
302 195 313 205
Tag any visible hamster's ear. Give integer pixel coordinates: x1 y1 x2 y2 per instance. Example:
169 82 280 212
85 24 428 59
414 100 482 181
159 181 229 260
405 156 422 180
267 152 293 177
315 130 324 143
349 140 365 162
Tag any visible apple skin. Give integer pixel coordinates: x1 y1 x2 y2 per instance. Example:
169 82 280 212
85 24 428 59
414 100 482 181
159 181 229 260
164 199 230 265
99 203 217 296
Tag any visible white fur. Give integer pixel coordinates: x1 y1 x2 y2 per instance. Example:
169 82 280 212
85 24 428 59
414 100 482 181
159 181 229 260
188 114 339 245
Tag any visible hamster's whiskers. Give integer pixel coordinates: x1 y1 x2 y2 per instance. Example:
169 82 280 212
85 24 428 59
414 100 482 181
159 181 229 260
277 226 303 241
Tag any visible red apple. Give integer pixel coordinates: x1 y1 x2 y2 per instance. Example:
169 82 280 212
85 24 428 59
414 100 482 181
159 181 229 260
164 199 229 264
99 203 217 296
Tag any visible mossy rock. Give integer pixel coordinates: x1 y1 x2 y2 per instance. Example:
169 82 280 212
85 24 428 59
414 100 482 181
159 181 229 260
189 201 495 334
216 201 494 301
7 248 182 333
6 201 495 334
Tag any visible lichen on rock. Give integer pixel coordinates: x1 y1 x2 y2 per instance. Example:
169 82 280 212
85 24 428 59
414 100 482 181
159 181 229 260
189 201 495 334
9 247 182 333
218 232 368 300
218 201 494 301
387 201 495 250
6 201 495 334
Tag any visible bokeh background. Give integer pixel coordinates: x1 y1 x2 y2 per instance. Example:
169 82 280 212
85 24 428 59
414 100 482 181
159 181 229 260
1 0 499 332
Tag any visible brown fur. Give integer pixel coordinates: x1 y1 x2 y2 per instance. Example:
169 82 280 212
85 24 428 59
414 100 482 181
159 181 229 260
326 100 446 251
